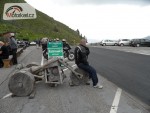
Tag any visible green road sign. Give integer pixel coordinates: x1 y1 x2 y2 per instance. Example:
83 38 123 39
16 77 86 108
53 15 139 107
47 42 63 58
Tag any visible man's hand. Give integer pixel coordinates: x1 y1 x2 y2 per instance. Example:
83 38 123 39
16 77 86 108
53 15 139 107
0 51 2 54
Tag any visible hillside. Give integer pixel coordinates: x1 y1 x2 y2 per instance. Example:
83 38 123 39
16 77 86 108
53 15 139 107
0 0 81 44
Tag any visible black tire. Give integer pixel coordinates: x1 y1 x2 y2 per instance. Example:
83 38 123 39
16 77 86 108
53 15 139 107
114 43 118 46
68 52 75 61
136 44 140 47
120 43 124 46
103 43 106 46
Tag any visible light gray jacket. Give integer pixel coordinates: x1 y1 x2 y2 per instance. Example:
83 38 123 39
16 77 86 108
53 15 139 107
9 37 18 49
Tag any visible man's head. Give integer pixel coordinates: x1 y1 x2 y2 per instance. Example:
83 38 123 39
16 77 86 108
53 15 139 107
80 39 87 46
56 38 59 41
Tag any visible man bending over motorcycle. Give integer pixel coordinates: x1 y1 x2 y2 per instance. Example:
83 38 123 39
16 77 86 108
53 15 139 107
62 39 71 52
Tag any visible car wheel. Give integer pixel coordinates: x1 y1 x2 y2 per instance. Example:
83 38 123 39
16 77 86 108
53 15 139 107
103 43 106 46
136 44 140 47
114 43 118 46
120 43 124 46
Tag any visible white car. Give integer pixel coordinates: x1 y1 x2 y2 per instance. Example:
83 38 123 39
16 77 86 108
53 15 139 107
118 39 131 46
30 41 36 45
100 40 118 46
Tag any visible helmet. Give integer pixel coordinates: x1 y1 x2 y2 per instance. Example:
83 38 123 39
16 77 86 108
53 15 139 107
62 39 66 42
41 37 48 44
56 38 59 41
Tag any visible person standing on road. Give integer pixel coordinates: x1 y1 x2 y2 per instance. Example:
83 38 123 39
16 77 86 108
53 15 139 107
41 37 48 51
8 33 18 65
0 41 9 68
62 39 71 52
74 38 103 89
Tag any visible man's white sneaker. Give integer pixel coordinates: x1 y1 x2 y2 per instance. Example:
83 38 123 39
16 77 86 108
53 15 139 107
93 84 103 89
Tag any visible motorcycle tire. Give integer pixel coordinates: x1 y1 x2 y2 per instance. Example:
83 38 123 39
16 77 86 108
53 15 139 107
68 52 75 61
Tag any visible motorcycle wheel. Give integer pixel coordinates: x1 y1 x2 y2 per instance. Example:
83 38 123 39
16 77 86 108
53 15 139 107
68 52 75 61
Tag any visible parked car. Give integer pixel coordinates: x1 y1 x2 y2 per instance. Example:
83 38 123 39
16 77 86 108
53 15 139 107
24 41 30 47
130 38 150 47
100 40 118 46
118 39 131 46
17 41 26 48
30 41 36 46
22 39 30 47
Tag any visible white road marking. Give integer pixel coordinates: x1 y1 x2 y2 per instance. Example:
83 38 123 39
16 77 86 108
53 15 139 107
2 93 12 99
41 55 44 66
110 88 122 113
63 64 77 71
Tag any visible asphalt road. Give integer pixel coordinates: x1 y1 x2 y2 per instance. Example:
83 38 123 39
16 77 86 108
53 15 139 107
88 47 150 105
0 46 150 113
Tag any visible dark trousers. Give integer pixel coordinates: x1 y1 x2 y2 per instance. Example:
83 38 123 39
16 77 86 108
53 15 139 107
0 55 9 67
42 44 47 51
78 63 98 86
12 48 17 64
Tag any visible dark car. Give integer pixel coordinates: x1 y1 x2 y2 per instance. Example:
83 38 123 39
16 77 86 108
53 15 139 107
17 41 26 48
130 39 150 47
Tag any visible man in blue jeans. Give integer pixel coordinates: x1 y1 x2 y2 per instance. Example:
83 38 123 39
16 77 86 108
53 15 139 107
74 39 103 89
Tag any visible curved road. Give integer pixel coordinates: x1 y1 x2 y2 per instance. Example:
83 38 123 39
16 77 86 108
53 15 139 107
88 47 150 105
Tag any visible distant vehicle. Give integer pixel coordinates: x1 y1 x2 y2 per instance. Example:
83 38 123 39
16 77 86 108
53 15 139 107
118 39 131 46
100 40 118 46
17 41 26 48
130 39 150 47
23 39 30 47
24 41 30 47
30 41 36 45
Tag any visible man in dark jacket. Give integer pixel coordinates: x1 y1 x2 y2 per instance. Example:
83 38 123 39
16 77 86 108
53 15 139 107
0 41 9 68
62 39 71 51
74 39 103 89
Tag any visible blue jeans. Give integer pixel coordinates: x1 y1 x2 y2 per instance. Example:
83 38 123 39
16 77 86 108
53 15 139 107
78 63 98 86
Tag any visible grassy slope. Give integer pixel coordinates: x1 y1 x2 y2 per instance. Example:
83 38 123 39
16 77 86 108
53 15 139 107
0 0 81 44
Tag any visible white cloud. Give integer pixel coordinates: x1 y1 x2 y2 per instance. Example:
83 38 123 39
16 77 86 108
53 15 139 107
25 0 150 42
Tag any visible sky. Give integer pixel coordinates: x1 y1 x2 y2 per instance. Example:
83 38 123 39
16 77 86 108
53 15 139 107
25 0 150 43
